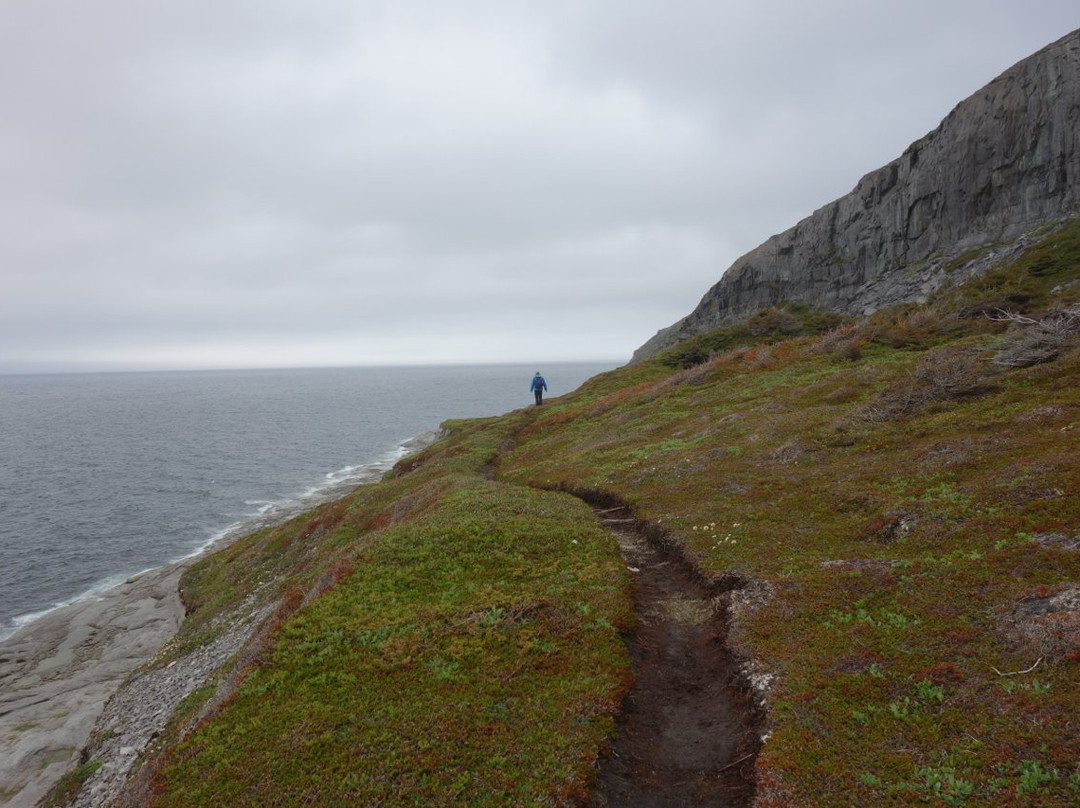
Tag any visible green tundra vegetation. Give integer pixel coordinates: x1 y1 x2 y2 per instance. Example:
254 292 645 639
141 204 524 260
112 219 1079 806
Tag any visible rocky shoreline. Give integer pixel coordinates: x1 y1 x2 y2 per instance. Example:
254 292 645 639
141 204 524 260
0 431 441 807
0 563 189 807
70 597 277 808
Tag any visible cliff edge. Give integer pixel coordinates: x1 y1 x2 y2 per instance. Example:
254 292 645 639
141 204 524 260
632 28 1080 362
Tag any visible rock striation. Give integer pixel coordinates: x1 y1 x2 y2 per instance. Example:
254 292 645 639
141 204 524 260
632 28 1080 362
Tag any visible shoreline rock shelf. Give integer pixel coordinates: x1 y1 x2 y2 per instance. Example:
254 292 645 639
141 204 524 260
0 563 187 808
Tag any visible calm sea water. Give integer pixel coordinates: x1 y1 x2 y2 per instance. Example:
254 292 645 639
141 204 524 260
0 362 615 639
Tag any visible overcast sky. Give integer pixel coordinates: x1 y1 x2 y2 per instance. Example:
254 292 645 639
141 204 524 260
1 2 1076 373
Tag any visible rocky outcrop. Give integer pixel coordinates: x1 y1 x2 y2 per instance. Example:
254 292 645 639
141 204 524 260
632 28 1080 362
0 564 187 808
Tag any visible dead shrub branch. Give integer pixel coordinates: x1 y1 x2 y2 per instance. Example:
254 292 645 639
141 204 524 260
855 346 990 421
989 304 1080 367
991 657 1043 677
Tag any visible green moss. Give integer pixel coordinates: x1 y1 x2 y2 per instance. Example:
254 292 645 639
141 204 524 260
151 479 630 806
656 304 849 369
939 218 1080 318
943 244 994 273
117 217 1080 807
41 759 102 808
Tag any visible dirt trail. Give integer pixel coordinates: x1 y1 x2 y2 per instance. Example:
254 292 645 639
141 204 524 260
582 498 761 808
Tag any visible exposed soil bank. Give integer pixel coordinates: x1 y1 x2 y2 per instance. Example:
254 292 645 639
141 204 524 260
578 495 761 808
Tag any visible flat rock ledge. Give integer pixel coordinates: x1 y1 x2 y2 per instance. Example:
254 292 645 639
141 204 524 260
0 564 188 808
0 564 276 808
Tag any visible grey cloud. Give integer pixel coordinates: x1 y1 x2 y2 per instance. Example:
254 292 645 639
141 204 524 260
1 2 1077 372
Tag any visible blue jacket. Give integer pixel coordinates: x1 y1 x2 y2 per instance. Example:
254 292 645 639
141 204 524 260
530 375 547 392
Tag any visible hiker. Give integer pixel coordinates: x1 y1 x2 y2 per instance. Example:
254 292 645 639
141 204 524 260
530 372 547 405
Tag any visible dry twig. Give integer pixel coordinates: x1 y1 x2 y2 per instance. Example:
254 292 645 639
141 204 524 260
991 657 1043 676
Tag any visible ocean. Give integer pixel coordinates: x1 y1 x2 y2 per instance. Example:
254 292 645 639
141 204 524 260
0 362 615 640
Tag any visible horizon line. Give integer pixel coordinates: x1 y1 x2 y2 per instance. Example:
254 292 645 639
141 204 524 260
0 357 627 378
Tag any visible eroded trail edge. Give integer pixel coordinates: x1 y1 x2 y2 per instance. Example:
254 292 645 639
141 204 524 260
576 492 762 808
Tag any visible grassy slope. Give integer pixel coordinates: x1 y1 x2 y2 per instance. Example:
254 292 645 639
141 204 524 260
138 220 1080 807
144 419 632 806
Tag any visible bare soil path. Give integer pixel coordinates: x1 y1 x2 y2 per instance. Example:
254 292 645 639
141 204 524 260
581 497 761 808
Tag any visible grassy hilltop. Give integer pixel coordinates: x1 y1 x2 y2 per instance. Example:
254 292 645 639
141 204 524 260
65 219 1080 806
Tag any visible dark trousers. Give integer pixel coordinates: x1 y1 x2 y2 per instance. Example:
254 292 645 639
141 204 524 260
534 389 543 405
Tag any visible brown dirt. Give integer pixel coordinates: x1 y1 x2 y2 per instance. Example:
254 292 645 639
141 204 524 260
579 495 762 808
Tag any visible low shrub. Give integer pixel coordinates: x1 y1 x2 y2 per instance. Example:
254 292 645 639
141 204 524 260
990 304 1080 367
856 346 991 421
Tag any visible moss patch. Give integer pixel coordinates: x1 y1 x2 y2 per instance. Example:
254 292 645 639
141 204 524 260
126 217 1080 807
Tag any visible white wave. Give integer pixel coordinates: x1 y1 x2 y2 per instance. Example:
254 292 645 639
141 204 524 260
175 432 440 561
0 565 159 643
0 432 443 644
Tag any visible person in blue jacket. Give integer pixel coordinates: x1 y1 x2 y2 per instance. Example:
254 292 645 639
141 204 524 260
530 371 548 405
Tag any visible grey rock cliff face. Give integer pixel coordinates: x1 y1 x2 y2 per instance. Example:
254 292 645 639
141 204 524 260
632 28 1080 362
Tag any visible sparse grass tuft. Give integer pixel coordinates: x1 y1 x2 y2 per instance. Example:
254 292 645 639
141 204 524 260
40 759 102 808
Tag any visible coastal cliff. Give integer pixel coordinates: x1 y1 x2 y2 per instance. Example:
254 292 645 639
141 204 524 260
17 28 1080 808
633 28 1080 362
49 214 1080 807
